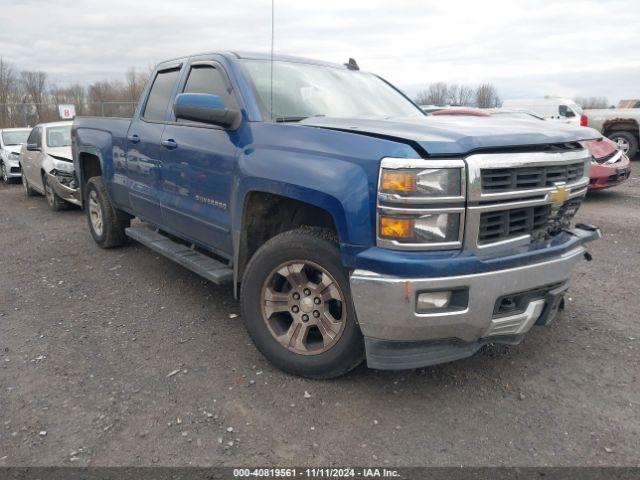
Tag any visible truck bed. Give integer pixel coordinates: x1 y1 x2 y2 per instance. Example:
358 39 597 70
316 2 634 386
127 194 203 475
73 116 131 140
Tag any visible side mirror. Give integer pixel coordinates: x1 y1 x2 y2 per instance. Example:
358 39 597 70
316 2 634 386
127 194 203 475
174 93 241 130
26 143 40 151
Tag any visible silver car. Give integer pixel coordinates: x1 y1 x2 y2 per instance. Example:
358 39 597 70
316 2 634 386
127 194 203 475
0 127 31 183
20 121 81 210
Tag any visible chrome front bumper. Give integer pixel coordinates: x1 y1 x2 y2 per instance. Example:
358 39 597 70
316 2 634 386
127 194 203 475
350 226 600 369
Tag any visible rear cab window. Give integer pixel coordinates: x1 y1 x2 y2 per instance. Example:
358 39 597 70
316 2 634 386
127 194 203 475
143 68 181 121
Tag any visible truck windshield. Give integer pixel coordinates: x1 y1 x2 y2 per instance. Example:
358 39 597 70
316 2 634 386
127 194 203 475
2 130 30 146
46 125 72 148
241 59 424 121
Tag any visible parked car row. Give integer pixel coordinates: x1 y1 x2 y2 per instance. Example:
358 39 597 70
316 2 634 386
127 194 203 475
427 106 632 191
0 121 80 211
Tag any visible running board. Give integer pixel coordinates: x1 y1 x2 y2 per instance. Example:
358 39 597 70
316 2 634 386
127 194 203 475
125 226 233 285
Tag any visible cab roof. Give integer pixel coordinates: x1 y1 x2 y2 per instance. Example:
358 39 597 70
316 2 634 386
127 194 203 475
158 51 349 70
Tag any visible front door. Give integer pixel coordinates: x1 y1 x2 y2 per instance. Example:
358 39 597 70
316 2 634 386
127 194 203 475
159 61 239 257
22 127 43 191
126 66 181 226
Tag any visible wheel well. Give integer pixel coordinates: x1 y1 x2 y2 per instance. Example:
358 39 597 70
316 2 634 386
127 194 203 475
237 192 338 280
603 119 639 138
78 152 102 195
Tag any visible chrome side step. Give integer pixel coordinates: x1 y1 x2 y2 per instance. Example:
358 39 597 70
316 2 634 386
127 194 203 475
125 226 233 285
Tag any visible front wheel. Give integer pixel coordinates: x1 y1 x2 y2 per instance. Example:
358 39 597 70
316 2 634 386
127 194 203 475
43 174 66 211
1 162 10 183
240 228 365 379
85 176 130 248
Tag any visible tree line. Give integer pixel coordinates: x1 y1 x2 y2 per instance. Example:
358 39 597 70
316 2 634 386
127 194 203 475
413 82 501 108
0 57 150 128
413 82 612 111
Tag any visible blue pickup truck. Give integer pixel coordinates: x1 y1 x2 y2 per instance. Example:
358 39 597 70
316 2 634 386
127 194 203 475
72 52 601 378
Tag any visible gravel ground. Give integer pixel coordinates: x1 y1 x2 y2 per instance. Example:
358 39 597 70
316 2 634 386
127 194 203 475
1 165 639 467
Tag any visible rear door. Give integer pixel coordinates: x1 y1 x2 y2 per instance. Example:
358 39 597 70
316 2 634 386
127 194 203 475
126 66 182 226
159 59 239 257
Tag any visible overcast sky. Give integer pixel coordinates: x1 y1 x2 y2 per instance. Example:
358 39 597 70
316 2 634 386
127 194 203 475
1 0 638 103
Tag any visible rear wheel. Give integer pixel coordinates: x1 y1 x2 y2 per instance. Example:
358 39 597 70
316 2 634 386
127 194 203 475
85 176 130 248
241 228 365 379
43 174 66 211
608 131 638 158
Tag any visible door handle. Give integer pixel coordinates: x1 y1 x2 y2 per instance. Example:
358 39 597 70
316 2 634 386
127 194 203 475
127 134 140 144
161 139 178 150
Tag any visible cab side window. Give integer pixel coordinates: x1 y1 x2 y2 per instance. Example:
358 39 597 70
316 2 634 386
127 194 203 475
183 65 237 109
143 68 181 121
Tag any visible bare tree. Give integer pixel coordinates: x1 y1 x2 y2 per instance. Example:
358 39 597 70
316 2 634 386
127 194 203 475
20 70 52 122
475 84 501 108
447 84 474 106
0 58 17 126
574 96 608 109
415 82 450 106
125 67 148 104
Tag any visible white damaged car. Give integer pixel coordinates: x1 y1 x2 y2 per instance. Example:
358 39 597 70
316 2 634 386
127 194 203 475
20 121 80 210
0 127 31 183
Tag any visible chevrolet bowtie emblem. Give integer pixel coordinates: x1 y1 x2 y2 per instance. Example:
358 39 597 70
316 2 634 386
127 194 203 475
547 184 569 206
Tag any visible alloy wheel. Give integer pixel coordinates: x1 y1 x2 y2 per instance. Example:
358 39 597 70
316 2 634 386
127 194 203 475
613 136 630 154
88 189 104 236
260 260 347 355
44 177 55 207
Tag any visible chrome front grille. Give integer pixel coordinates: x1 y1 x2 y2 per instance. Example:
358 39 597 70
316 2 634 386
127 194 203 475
466 149 591 254
478 196 583 245
478 205 551 244
481 162 584 192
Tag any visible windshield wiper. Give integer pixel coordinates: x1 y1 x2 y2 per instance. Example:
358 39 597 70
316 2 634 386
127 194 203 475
274 116 308 123
274 114 326 123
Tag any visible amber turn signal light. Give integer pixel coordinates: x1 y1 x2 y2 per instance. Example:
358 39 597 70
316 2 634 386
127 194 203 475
380 170 416 193
379 216 414 239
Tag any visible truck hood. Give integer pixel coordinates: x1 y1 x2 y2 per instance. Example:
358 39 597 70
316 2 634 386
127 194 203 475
300 115 602 155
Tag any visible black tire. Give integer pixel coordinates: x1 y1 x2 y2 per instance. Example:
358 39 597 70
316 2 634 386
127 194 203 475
43 173 67 211
608 131 638 159
240 227 365 379
85 176 130 248
22 172 38 197
1 162 10 184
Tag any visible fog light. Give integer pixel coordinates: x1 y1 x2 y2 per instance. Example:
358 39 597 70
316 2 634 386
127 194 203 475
417 291 452 312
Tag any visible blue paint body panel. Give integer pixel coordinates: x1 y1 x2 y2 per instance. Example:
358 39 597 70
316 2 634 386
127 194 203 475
71 51 600 282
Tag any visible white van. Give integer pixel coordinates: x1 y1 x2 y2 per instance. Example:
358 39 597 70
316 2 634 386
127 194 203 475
502 98 586 126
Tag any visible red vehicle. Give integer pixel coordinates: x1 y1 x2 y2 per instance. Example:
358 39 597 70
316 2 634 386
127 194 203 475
582 137 631 190
430 107 491 117
431 108 631 190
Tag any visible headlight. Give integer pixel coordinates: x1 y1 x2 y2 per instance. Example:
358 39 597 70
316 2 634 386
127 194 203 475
8 152 20 161
377 158 466 251
379 212 461 244
380 168 461 198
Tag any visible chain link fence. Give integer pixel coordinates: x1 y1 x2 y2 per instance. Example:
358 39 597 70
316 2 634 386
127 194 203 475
0 102 137 128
